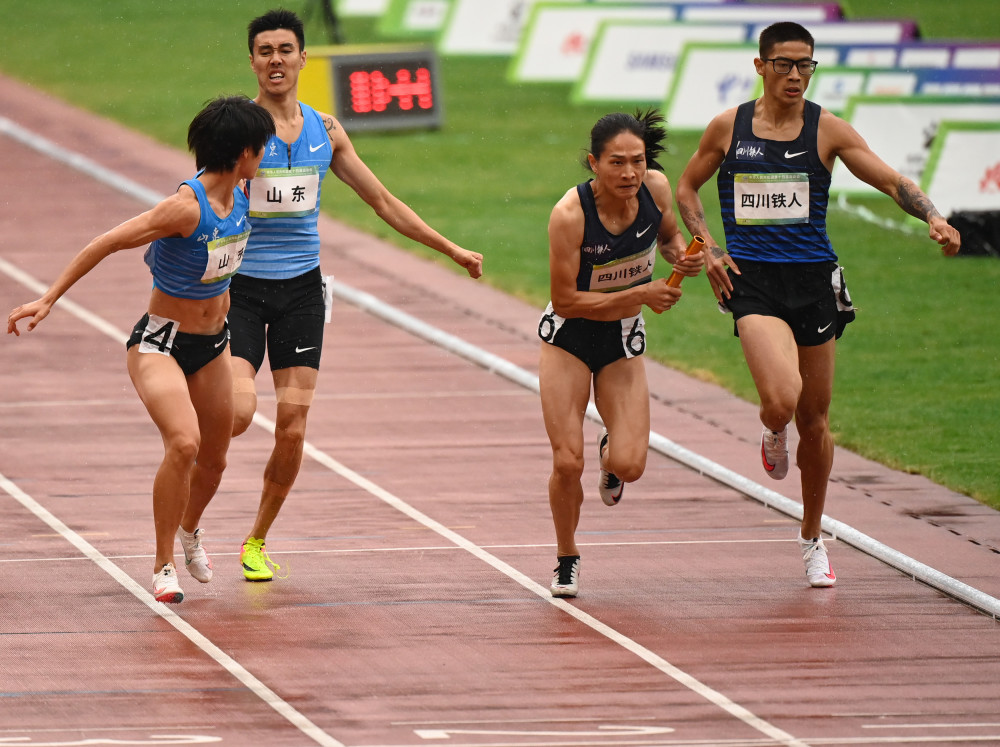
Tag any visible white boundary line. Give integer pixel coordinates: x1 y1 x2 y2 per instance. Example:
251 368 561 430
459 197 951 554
0 471 344 747
326 280 1000 620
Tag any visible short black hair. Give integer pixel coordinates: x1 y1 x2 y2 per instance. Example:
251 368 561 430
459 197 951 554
584 108 668 173
758 21 814 59
248 8 305 54
187 96 275 172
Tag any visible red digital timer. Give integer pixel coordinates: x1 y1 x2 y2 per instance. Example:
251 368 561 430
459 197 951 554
329 49 443 132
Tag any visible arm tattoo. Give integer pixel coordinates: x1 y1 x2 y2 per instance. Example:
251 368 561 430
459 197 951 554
323 115 337 134
678 202 708 237
897 178 941 222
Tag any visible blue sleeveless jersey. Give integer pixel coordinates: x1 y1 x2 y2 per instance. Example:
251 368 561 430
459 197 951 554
241 102 332 279
717 99 836 263
143 178 250 300
574 180 662 292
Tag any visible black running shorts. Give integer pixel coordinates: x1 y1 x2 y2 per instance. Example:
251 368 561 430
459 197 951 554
126 313 229 376
228 267 325 372
724 259 851 346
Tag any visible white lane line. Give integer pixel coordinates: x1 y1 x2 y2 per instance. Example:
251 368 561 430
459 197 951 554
0 472 343 747
326 278 1000 621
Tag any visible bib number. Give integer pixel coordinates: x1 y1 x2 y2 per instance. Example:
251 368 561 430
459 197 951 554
623 316 645 357
734 172 809 225
203 229 249 284
138 314 179 356
249 167 320 218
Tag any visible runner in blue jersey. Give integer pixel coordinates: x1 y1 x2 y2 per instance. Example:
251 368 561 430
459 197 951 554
676 22 960 588
7 96 275 603
231 9 483 582
540 110 703 597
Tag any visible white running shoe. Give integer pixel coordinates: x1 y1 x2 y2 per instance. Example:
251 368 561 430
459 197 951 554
550 556 580 598
798 536 837 587
177 527 213 583
761 426 789 480
597 429 623 506
152 563 184 603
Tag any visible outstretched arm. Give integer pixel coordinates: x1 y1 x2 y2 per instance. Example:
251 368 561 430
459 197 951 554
321 112 483 278
7 190 199 335
823 112 961 256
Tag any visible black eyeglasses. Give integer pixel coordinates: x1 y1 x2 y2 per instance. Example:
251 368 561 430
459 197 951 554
762 57 818 75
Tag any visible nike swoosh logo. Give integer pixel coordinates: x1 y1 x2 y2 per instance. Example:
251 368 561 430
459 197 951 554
214 337 227 348
762 443 777 471
784 150 808 158
817 322 833 334
236 215 246 226
295 346 317 353
636 225 652 238
309 142 328 152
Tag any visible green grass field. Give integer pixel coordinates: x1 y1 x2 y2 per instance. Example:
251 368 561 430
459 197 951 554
1 0 997 507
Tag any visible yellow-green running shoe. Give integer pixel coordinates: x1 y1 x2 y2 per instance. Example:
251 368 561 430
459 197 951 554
241 537 279 582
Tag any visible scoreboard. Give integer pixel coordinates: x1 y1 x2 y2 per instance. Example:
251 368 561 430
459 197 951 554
299 45 444 132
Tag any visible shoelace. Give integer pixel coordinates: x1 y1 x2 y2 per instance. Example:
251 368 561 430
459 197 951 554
554 557 578 585
801 541 828 574
247 542 290 579
764 430 787 454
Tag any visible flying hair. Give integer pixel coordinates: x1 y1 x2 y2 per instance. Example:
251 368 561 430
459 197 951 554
583 108 668 173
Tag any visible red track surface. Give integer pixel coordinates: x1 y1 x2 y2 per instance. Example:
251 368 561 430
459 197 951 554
1 75 998 746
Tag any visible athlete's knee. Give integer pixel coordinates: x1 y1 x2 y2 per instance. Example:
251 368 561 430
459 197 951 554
551 443 585 482
232 402 256 437
232 378 258 436
759 388 798 428
274 418 308 452
163 431 200 468
795 408 830 443
616 458 647 484
611 447 647 483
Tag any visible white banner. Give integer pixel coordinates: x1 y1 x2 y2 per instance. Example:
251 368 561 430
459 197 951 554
574 21 747 104
509 3 679 83
922 122 1000 215
831 96 1000 195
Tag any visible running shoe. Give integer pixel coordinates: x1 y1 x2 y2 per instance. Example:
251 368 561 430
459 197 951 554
241 537 279 582
597 428 623 506
798 535 836 587
152 563 184 604
176 527 213 583
550 555 581 598
761 426 789 480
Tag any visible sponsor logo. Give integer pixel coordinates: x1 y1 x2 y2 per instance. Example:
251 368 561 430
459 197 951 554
817 322 833 334
636 225 652 238
784 150 808 159
295 346 317 354
309 141 328 153
735 140 765 161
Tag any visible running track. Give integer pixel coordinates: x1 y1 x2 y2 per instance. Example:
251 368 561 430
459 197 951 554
1 74 998 746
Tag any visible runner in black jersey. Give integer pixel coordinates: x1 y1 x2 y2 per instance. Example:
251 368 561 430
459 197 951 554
676 22 960 588
540 109 703 598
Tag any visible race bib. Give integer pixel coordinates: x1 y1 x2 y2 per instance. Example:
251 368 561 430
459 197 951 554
249 166 320 218
203 228 249 284
734 172 809 225
138 314 179 356
589 245 656 292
